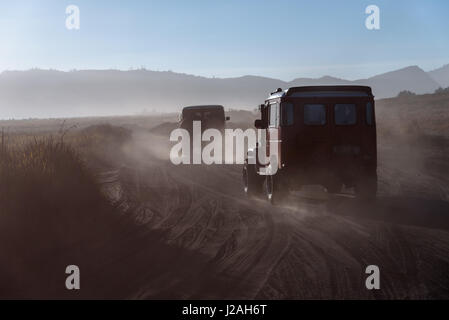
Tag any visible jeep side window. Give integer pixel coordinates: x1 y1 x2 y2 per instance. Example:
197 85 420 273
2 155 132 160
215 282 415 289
304 104 326 125
366 102 374 125
269 102 279 127
282 102 294 126
334 104 356 125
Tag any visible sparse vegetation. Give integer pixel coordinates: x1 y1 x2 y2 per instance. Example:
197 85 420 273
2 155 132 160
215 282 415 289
377 89 449 140
397 90 416 98
0 125 133 298
434 87 449 94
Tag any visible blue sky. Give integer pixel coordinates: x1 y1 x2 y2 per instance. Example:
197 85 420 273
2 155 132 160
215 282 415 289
0 0 448 80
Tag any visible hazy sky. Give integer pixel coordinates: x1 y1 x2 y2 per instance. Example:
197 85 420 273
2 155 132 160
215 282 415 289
0 0 448 80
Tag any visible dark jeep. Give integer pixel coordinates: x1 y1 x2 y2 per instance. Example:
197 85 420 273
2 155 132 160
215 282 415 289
179 105 229 133
243 86 377 203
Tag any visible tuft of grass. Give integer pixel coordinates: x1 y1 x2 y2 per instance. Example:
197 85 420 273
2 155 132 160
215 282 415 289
0 137 111 251
0 128 132 298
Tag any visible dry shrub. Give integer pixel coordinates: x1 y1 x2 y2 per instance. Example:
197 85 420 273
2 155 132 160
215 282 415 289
0 130 131 298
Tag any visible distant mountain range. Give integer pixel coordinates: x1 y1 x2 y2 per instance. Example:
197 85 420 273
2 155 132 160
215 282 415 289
0 64 448 119
428 64 449 88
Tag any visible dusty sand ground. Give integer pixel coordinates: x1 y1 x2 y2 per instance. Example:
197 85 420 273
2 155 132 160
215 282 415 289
88 128 449 299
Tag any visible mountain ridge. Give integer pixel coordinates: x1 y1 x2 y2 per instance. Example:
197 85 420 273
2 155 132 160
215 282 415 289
0 64 447 119
428 64 449 88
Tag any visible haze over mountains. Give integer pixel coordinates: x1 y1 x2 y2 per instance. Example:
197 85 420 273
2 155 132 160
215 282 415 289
428 64 449 88
0 64 448 119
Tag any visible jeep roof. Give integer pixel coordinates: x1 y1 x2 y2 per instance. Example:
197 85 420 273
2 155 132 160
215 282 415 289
181 105 225 121
182 105 224 112
267 86 374 100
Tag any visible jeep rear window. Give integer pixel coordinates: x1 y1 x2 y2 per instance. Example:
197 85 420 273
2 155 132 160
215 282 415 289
366 102 374 125
304 104 326 125
183 109 223 120
282 102 294 126
334 104 356 125
269 103 279 127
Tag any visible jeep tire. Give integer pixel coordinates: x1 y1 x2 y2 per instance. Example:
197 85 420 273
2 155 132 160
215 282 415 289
243 160 263 196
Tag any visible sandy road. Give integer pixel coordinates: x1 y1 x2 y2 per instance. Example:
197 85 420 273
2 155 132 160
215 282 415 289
96 131 449 299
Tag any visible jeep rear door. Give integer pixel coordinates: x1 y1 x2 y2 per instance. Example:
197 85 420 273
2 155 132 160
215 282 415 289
267 100 281 170
330 98 364 162
296 99 331 166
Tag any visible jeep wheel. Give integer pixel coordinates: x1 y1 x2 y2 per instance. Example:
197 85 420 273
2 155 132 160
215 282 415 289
243 160 262 196
264 174 286 205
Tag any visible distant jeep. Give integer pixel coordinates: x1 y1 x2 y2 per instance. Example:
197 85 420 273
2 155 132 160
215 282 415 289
243 86 377 203
179 105 229 133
